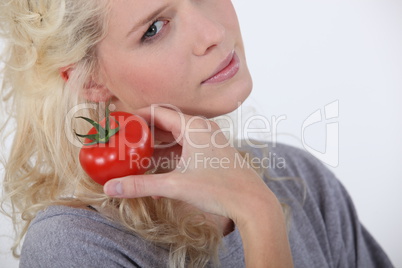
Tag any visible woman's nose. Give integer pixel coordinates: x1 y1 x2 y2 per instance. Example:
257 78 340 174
191 11 225 56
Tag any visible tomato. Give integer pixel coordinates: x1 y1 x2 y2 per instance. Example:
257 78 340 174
77 111 153 185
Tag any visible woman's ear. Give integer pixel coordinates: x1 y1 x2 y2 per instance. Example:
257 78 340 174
60 64 74 82
60 64 114 102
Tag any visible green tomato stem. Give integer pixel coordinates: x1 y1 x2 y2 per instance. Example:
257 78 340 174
74 104 120 145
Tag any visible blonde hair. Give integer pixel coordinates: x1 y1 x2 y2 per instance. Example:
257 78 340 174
0 1 223 267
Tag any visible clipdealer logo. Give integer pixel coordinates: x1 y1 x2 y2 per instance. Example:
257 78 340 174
301 100 339 167
129 151 286 173
64 101 339 167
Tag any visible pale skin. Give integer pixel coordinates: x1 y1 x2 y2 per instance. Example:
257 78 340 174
64 0 294 266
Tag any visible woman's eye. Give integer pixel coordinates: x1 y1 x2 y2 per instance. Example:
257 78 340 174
143 20 165 39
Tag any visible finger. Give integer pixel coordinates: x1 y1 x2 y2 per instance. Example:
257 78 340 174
152 144 182 160
133 105 191 144
148 144 182 171
103 173 176 199
152 128 176 144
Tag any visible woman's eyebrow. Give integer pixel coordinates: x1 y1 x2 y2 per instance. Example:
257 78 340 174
126 4 169 38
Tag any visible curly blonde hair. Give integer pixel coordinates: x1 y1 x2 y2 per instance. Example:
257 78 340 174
0 1 223 267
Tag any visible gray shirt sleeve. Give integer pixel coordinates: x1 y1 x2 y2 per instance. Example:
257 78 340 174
264 143 394 268
20 208 143 268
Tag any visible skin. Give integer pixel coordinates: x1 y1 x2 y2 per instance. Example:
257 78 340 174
73 0 294 266
95 0 252 118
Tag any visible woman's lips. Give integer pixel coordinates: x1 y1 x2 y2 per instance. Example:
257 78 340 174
202 51 240 84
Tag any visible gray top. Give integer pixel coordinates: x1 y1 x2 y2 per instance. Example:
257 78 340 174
20 143 394 267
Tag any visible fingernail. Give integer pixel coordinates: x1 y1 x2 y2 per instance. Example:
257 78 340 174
104 180 123 196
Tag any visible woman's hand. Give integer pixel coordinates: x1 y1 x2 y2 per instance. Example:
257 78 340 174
104 106 268 219
103 106 293 267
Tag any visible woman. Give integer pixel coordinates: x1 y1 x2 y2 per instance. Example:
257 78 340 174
0 0 393 267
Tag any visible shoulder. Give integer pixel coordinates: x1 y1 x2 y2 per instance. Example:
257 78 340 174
20 205 168 268
239 140 337 188
238 141 345 216
241 142 394 267
22 205 130 245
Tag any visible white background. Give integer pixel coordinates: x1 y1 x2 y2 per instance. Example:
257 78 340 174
1 0 401 267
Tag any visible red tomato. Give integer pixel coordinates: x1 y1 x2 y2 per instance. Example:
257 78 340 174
78 112 153 185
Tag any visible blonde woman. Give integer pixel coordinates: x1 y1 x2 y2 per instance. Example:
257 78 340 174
0 1 393 268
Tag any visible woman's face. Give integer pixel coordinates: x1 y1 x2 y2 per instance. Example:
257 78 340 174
97 0 252 118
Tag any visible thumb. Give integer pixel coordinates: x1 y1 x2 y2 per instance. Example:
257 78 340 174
103 173 174 199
